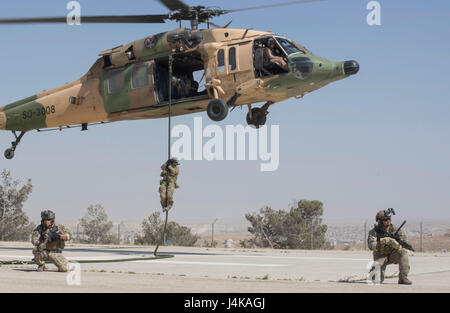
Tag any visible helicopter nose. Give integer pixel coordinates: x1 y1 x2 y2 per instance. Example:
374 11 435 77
344 60 359 75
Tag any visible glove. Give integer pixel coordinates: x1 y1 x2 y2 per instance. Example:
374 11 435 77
380 237 401 250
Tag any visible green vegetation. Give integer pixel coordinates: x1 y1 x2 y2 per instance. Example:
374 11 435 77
242 200 329 249
79 204 118 244
135 211 199 246
0 169 35 241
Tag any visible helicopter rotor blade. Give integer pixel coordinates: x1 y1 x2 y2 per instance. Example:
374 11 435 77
0 15 168 24
0 0 326 26
225 0 325 14
157 0 189 11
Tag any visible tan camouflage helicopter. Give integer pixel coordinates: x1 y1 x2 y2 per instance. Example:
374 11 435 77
0 0 359 159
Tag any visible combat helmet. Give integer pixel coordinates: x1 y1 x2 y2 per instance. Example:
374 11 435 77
376 208 395 222
267 38 275 47
168 157 179 166
41 210 55 221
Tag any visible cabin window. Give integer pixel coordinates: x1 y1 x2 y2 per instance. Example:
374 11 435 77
192 69 206 93
229 47 237 71
131 63 149 89
217 49 225 73
107 69 125 94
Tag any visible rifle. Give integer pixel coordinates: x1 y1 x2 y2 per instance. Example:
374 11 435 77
38 225 60 251
376 220 414 252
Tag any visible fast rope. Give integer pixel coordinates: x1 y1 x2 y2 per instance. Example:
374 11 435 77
0 253 173 266
154 54 174 257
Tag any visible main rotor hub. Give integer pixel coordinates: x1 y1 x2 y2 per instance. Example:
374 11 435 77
168 6 226 29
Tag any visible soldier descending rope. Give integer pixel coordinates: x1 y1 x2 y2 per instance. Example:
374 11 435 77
159 158 180 211
153 54 176 257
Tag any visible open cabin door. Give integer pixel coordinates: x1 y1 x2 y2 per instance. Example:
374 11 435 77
102 60 157 113
154 51 209 105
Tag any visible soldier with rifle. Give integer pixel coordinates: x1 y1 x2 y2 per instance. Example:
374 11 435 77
367 208 414 285
31 210 72 272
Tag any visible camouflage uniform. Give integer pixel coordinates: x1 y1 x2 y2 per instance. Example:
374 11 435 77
159 159 180 211
172 73 195 98
264 38 288 72
31 211 72 272
264 47 288 71
367 211 411 284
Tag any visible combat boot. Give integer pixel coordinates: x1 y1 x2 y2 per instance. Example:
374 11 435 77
398 275 412 285
37 264 46 272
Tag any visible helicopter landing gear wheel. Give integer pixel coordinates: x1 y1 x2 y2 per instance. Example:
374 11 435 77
246 101 273 129
246 108 267 129
4 148 14 160
4 131 26 160
207 99 228 122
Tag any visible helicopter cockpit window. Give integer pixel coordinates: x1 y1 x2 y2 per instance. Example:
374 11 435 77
107 69 125 94
217 49 225 73
229 47 237 71
131 63 149 89
275 37 303 55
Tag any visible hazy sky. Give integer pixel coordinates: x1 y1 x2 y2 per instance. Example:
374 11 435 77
0 0 449 224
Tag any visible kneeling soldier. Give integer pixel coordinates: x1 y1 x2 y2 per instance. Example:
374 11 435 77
31 210 72 272
368 209 412 285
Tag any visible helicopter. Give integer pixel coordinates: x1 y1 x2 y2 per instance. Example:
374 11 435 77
0 0 359 160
